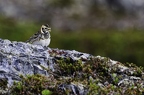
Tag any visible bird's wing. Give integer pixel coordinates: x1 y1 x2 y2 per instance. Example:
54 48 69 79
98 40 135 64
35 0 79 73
26 31 41 43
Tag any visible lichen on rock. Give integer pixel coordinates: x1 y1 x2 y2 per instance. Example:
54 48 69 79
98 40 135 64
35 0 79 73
0 38 143 95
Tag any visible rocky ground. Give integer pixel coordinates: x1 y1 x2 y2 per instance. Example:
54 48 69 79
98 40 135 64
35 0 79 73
0 38 143 95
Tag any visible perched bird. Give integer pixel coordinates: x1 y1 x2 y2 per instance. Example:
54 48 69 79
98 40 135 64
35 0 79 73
26 24 51 47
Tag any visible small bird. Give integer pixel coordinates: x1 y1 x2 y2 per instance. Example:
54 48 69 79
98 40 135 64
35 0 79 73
26 24 51 47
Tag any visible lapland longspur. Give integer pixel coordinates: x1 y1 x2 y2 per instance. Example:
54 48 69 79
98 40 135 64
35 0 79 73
26 24 51 47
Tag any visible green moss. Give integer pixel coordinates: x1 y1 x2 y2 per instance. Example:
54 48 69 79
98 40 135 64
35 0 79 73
42 89 52 95
56 57 83 76
112 73 119 85
124 62 143 77
87 79 144 95
10 74 55 95
7 56 144 95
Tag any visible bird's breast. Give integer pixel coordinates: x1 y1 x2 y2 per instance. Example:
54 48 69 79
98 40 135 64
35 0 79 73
32 38 51 47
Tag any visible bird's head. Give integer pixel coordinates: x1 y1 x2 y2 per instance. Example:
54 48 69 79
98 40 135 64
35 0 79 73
41 24 51 34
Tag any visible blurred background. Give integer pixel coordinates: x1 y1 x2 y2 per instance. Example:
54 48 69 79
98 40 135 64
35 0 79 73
0 0 144 66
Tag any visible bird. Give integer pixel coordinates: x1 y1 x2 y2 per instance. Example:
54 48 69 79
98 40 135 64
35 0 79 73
26 24 51 47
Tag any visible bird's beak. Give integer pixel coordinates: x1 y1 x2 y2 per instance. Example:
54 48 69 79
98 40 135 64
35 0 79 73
48 28 51 32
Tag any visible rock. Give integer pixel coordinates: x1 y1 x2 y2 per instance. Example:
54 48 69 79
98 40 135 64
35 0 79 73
0 38 143 95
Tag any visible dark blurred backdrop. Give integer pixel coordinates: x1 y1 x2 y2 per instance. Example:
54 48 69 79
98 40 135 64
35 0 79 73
0 0 144 66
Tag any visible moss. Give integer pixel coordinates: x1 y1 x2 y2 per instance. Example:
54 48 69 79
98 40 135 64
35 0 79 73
10 74 57 95
87 79 144 95
7 55 144 95
42 89 52 95
124 62 143 77
56 57 83 76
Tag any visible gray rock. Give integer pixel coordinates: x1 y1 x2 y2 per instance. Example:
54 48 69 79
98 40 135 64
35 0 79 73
0 38 91 85
0 38 143 95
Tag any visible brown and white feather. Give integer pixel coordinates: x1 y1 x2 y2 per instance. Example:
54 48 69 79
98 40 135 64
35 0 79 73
26 24 51 47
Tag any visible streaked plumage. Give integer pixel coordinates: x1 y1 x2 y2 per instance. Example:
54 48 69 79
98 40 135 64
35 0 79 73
26 24 51 47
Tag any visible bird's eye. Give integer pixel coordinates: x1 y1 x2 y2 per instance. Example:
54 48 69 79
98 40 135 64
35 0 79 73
42 28 44 31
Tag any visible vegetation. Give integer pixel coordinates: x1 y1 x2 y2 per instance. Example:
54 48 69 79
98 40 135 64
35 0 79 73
10 75 54 95
7 56 144 95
